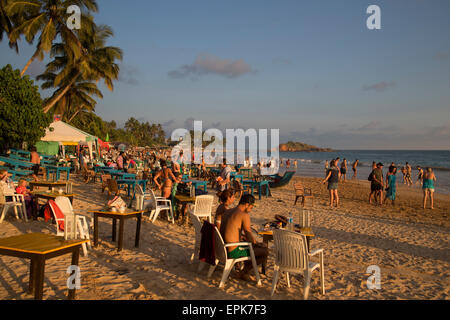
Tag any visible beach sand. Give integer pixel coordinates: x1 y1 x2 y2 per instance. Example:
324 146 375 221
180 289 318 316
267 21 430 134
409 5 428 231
0 174 448 300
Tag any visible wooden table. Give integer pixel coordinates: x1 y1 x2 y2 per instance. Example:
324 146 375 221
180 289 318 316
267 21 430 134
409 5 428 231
0 233 88 300
45 165 71 181
31 191 75 219
258 228 315 274
239 168 253 179
174 194 196 222
243 180 271 200
91 210 144 252
117 179 148 198
29 181 67 191
181 179 208 192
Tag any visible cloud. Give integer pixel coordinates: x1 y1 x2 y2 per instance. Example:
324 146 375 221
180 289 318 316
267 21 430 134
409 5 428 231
118 64 140 85
184 117 195 129
356 121 381 131
168 53 255 79
162 120 176 127
427 124 450 137
434 52 450 60
362 81 395 92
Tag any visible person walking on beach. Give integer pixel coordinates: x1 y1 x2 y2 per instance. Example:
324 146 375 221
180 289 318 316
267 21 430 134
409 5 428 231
286 159 290 168
352 159 359 179
340 158 347 182
416 166 424 185
369 162 384 205
384 166 397 206
422 168 436 209
405 162 413 186
371 161 377 170
293 159 298 169
30 146 40 181
220 194 268 281
401 166 407 184
324 160 329 177
323 159 340 208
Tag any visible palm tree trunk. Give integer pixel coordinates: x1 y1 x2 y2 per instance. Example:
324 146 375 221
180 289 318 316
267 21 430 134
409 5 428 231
68 106 84 123
43 71 81 113
21 48 41 77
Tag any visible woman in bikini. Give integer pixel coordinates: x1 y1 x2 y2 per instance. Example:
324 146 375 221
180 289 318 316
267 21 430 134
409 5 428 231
422 168 436 209
153 159 177 199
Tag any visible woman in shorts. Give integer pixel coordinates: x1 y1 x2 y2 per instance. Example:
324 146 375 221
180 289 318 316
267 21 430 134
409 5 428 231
323 159 341 208
422 168 436 209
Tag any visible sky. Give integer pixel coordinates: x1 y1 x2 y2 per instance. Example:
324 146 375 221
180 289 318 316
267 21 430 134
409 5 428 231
1 0 450 149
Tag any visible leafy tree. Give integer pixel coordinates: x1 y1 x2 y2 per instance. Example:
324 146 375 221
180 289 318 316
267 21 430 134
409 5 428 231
42 19 122 113
6 0 98 76
0 64 52 152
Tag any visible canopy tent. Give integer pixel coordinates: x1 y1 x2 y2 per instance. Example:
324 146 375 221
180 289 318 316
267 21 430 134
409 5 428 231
35 141 59 156
40 120 98 159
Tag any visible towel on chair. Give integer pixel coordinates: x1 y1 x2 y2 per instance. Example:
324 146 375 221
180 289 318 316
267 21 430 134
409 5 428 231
199 220 215 265
44 200 65 231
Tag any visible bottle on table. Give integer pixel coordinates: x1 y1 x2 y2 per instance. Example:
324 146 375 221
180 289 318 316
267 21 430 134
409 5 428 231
287 211 294 231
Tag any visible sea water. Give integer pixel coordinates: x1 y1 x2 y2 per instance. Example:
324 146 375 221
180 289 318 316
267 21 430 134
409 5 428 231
278 150 450 195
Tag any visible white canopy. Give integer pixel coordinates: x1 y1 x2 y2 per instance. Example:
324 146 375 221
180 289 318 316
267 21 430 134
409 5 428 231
41 120 97 159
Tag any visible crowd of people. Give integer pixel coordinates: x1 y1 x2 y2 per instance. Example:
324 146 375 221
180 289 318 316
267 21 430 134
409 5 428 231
321 158 437 209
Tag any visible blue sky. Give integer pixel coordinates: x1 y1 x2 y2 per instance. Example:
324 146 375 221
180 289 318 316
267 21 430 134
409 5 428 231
1 0 450 149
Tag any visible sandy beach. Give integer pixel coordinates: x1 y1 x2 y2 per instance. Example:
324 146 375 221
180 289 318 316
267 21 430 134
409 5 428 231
0 174 448 300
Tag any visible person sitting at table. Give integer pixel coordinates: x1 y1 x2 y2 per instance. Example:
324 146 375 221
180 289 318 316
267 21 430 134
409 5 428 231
214 189 235 230
220 194 268 281
15 179 34 219
153 159 177 199
0 170 15 199
217 159 232 192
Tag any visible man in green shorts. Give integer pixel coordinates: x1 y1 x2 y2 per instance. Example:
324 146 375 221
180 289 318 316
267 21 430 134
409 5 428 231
220 194 268 280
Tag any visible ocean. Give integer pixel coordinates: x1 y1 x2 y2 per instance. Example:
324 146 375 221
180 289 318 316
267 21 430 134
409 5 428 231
277 150 450 195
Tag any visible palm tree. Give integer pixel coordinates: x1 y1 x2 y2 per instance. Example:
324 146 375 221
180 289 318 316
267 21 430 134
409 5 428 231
6 0 98 76
0 0 23 52
37 70 102 121
42 20 122 113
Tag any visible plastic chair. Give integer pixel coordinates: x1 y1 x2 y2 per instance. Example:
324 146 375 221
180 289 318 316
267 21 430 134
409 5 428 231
134 184 154 213
0 193 27 223
189 212 206 271
148 189 174 224
53 196 91 256
187 195 214 223
207 226 261 288
271 229 325 300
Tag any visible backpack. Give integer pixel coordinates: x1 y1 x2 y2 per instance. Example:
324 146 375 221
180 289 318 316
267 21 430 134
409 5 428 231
368 172 374 181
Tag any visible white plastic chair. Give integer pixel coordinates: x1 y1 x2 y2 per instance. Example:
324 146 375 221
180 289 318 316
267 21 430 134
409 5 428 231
189 212 209 272
148 189 174 224
187 195 214 223
0 193 27 223
298 208 312 228
271 229 325 300
53 196 91 256
207 226 261 288
134 184 154 212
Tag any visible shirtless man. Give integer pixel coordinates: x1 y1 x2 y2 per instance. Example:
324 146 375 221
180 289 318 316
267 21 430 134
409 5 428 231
220 194 268 280
30 146 40 181
352 159 359 179
405 162 413 186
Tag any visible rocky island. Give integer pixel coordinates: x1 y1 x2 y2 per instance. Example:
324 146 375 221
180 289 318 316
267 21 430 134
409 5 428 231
279 141 333 152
